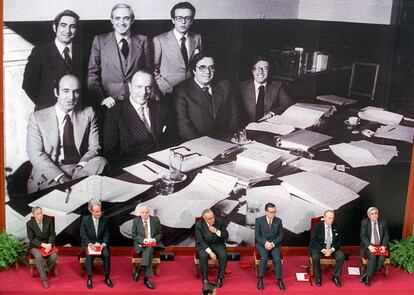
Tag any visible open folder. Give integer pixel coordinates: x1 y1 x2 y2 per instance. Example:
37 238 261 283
276 129 332 151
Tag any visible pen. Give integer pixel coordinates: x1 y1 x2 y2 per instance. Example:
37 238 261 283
387 127 396 132
143 163 159 175
65 187 71 204
282 156 301 166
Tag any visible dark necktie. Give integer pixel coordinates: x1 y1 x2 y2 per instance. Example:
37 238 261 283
373 222 380 245
63 47 71 72
202 86 213 114
268 219 272 229
144 220 149 238
120 38 129 59
63 114 79 164
180 36 188 66
255 85 265 121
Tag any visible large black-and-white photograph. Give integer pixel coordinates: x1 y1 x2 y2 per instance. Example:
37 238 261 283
3 0 413 249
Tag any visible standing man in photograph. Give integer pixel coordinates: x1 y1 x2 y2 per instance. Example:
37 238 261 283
23 10 82 110
255 203 285 291
153 2 202 96
88 3 151 109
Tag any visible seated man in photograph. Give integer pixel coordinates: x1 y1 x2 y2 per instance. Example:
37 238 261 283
255 203 285 291
80 201 113 289
26 74 107 194
196 209 229 288
238 56 292 125
173 53 241 141
360 207 390 287
309 209 345 287
131 205 165 289
26 206 57 289
103 70 168 168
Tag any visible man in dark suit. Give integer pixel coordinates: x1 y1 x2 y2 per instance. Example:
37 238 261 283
26 206 57 289
22 10 82 110
80 201 113 289
360 207 389 287
88 3 151 109
131 205 165 289
153 2 202 95
196 209 228 288
239 56 293 125
103 70 168 168
255 203 285 291
173 53 240 141
26 74 108 194
309 209 345 287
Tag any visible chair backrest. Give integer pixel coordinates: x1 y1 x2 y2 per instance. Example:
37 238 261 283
348 62 380 101
310 216 324 237
194 217 202 238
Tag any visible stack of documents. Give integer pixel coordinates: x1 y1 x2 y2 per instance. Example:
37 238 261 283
374 124 414 143
209 162 273 186
276 129 332 151
245 121 295 136
123 160 169 182
236 148 281 172
316 94 357 106
358 106 404 125
266 103 333 129
182 136 237 159
330 140 398 168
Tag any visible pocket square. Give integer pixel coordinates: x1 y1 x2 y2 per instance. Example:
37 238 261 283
194 48 200 55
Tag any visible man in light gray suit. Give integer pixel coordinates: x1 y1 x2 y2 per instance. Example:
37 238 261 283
88 3 151 109
153 2 202 95
26 74 107 193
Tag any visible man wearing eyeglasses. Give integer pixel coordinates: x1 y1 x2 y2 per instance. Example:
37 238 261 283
173 53 240 141
255 203 285 291
153 2 202 95
239 56 293 125
360 207 389 287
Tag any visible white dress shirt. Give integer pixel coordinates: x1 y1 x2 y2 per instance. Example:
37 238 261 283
173 29 189 57
55 38 72 59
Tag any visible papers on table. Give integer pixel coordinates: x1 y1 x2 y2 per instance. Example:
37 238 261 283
276 129 332 151
330 141 398 168
290 157 336 170
209 162 272 186
29 190 84 215
6 205 31 240
244 185 326 234
358 106 403 125
226 222 255 246
123 160 169 182
316 94 357 106
245 121 295 135
279 172 359 210
183 136 237 159
236 147 281 172
374 124 414 144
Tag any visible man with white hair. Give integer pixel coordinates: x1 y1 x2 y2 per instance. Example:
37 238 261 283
131 205 164 289
360 207 389 287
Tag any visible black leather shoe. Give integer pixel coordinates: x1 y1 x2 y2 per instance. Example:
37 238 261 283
332 276 342 287
364 276 371 287
257 278 264 290
87 278 93 289
144 278 155 289
105 278 113 288
217 278 223 288
278 279 286 291
315 277 322 287
360 272 367 283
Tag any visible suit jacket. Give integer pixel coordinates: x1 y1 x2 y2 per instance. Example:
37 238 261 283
22 41 83 109
309 221 342 253
173 78 241 141
26 217 56 249
153 29 202 94
360 218 389 255
255 216 283 248
195 217 229 252
103 98 167 167
239 79 293 124
26 105 101 193
80 215 110 250
131 216 165 253
87 32 151 102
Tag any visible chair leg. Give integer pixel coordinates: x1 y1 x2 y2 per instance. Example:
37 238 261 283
384 264 389 277
53 264 58 277
30 265 35 277
194 263 199 278
155 264 160 276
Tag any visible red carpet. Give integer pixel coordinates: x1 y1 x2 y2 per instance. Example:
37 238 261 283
0 255 413 294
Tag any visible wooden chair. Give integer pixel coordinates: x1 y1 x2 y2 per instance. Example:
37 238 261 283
307 216 336 277
78 251 103 276
253 247 284 277
27 214 58 277
193 217 218 277
359 253 391 276
131 249 161 276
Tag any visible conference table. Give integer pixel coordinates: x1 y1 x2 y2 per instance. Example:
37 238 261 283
8 105 413 247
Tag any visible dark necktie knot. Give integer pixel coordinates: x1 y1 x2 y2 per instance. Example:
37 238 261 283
63 47 71 72
120 38 129 59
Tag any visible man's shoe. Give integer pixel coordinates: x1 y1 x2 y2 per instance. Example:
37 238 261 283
360 272 367 283
364 276 371 287
41 279 49 289
87 278 93 289
332 276 342 287
217 278 223 288
105 278 113 288
315 277 322 287
257 278 264 290
277 279 286 291
144 278 155 289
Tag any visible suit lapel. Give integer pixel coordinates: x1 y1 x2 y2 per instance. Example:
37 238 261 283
126 36 142 75
167 30 186 66
245 81 256 119
264 82 276 112
49 42 66 74
72 108 86 153
211 82 224 118
188 33 196 60
148 100 159 142
103 33 123 75
123 100 151 139
43 108 60 160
